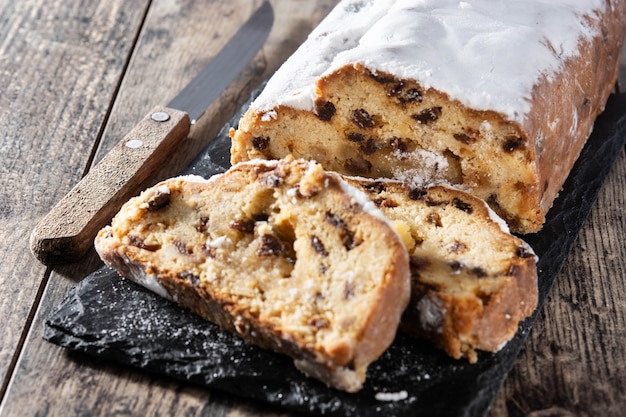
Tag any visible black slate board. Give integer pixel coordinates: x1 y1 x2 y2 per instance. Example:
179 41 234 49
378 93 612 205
44 93 626 417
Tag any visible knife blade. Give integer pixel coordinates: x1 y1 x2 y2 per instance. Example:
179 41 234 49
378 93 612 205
30 1 274 265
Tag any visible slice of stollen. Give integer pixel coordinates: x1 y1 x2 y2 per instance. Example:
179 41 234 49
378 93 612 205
344 176 538 363
95 156 410 392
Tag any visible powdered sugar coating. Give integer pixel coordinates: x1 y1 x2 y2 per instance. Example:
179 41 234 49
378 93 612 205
252 0 602 123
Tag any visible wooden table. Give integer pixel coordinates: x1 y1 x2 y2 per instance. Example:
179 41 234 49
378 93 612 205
1 1 624 415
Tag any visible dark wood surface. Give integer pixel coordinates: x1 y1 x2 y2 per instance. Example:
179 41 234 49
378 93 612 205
0 1 624 415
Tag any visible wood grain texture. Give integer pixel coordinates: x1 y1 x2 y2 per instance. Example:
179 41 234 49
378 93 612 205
30 106 190 265
0 0 150 393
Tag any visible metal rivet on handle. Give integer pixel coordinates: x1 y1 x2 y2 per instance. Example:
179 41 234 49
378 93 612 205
151 111 170 122
125 139 143 149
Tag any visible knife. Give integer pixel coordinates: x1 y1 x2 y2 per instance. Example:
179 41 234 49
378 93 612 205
30 1 274 265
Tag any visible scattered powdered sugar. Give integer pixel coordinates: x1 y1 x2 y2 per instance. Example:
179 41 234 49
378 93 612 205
390 147 451 188
375 390 409 402
261 110 277 121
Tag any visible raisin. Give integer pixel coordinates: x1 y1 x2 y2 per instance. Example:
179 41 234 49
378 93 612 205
346 132 365 142
471 267 487 278
426 212 443 227
449 261 462 272
309 318 329 328
146 189 170 211
387 82 422 105
325 211 361 250
252 136 270 151
351 108 375 128
173 240 191 255
129 235 143 247
487 193 500 207
363 181 386 194
404 88 423 103
343 280 355 299
257 234 284 257
344 157 372 175
341 229 359 250
325 212 346 229
197 216 209 233
503 136 524 152
315 100 336 121
386 81 405 97
259 172 283 188
373 197 398 208
370 71 396 84
255 213 269 222
408 188 427 200
178 270 200 286
476 291 492 305
128 235 160 251
230 219 256 233
412 107 442 124
311 235 328 256
452 197 473 213
360 138 382 155
453 132 476 144
319 264 328 274
449 240 468 254
390 136 409 153
425 198 447 207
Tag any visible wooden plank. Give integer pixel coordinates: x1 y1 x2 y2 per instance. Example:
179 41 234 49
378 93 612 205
0 1 337 416
0 0 150 393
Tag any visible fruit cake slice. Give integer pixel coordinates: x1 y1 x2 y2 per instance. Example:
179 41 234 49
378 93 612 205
344 177 538 362
95 156 410 392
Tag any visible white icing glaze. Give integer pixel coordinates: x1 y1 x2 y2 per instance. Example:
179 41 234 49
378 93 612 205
122 257 171 300
252 0 602 123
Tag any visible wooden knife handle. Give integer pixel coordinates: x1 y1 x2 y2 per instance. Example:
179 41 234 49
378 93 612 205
30 106 191 265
